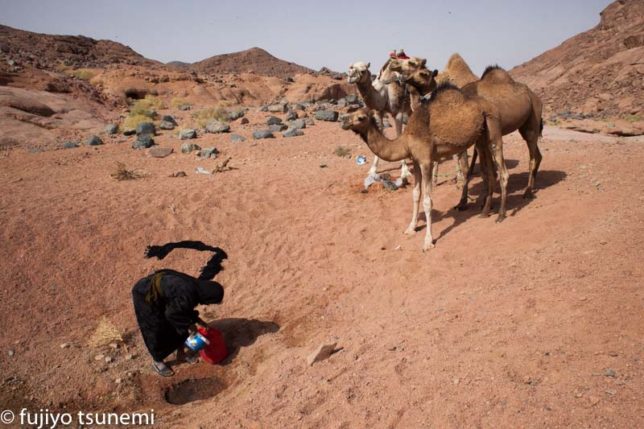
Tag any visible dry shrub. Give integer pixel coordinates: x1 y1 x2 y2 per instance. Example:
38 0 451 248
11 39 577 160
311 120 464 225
67 69 96 81
192 106 230 128
111 162 142 181
88 317 123 348
334 146 351 158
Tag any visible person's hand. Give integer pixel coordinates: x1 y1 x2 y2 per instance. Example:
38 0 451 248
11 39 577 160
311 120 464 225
188 324 197 334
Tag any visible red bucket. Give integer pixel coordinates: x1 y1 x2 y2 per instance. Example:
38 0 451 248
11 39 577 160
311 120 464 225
197 326 228 364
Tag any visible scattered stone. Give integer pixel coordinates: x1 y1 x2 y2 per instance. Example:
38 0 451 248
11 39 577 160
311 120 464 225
240 117 250 125
304 118 315 126
268 123 288 132
104 356 113 364
109 342 119 349
259 105 268 112
170 171 187 178
62 141 79 149
291 103 305 111
149 147 173 158
125 353 137 360
604 368 617 378
283 127 304 138
285 111 298 121
159 120 175 130
253 130 275 139
123 129 136 136
205 120 230 134
227 109 245 120
198 147 219 159
230 134 246 143
179 129 197 140
345 94 359 104
105 124 118 135
307 342 338 366
289 119 306 130
115 377 122 384
319 163 327 168
266 116 283 126
60 343 70 349
181 143 201 154
94 354 105 361
132 134 154 149
8 350 15 357
85 135 103 146
161 115 178 125
136 122 155 136
267 103 288 113
195 166 211 175
178 104 191 111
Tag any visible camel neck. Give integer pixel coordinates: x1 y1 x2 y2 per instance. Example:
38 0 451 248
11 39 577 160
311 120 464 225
361 125 409 162
356 78 384 110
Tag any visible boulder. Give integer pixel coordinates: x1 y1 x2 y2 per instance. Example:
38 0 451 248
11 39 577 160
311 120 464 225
179 129 197 140
62 141 79 149
159 120 175 130
314 110 339 122
345 94 359 104
136 122 155 136
283 128 304 138
240 117 250 125
266 116 283 126
161 115 178 125
253 130 275 139
227 109 245 120
268 123 288 132
181 143 201 154
105 124 118 135
198 147 219 159
85 135 103 146
205 120 230 133
133 134 154 149
285 111 298 121
267 103 288 113
230 134 246 143
149 147 173 158
289 119 306 130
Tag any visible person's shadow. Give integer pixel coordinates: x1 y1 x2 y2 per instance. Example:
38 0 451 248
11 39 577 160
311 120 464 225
205 318 280 364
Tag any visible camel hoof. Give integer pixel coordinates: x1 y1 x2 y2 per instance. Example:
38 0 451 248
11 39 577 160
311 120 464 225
422 242 435 252
403 227 416 236
454 202 468 211
496 214 506 223
523 189 535 199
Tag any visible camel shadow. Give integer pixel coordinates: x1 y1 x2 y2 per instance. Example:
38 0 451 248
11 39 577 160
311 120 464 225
430 169 567 240
205 318 280 365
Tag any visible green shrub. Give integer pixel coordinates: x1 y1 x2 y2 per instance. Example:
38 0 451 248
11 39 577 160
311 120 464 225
68 69 96 81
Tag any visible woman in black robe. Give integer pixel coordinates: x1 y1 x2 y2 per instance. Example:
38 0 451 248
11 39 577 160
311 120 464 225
132 243 226 376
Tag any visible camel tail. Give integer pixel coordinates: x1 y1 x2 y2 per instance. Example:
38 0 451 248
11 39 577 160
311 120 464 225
540 117 544 137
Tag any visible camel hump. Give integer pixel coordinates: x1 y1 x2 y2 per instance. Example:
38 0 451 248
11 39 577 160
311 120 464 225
427 84 485 145
442 53 478 88
481 65 514 83
427 82 467 104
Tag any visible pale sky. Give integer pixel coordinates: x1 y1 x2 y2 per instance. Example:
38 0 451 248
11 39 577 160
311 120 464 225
0 0 613 74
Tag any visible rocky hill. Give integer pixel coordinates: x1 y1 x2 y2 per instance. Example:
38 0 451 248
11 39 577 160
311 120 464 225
192 47 314 78
511 0 643 119
0 24 159 70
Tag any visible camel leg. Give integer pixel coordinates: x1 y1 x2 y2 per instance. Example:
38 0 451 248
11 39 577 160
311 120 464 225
431 161 439 186
454 151 471 210
519 123 542 199
365 112 385 187
394 113 412 183
477 143 495 218
420 163 435 251
488 129 509 222
466 147 478 180
404 160 422 235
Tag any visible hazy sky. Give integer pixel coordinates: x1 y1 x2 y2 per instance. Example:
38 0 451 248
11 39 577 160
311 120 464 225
0 0 612 74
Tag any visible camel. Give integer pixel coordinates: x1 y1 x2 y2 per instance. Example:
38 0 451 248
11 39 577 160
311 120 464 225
436 53 479 88
341 84 510 251
402 63 544 201
347 61 412 187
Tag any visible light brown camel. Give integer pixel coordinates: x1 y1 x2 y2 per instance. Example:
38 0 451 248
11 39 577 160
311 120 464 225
347 61 412 186
341 84 509 251
402 63 543 203
436 53 479 88
389 57 470 188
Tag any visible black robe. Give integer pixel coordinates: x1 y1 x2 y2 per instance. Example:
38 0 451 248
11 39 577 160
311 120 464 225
132 269 224 361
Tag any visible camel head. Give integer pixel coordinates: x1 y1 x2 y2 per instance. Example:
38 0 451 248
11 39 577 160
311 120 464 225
347 62 371 84
340 108 375 135
406 68 439 95
388 57 427 74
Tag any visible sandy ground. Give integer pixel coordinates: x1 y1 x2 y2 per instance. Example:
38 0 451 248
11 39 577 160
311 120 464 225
0 114 642 428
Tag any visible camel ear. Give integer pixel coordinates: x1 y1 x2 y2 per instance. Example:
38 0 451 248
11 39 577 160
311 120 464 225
420 58 427 68
366 62 370 69
432 69 438 77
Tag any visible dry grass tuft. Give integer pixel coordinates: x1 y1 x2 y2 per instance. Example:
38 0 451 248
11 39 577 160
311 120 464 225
111 162 143 181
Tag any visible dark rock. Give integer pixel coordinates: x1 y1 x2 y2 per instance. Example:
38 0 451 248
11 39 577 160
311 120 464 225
133 134 154 149
240 117 250 125
179 129 197 140
149 147 173 158
159 120 175 130
289 119 306 130
227 109 245 120
205 120 230 133
62 141 79 149
198 147 219 159
268 123 288 132
136 122 155 136
230 134 246 143
123 129 136 136
266 116 283 126
85 135 103 146
283 128 304 138
259 105 269 112
315 110 339 122
267 103 288 113
161 115 178 125
285 111 298 121
253 130 275 139
181 143 200 154
291 103 305 111
304 118 315 126
105 124 118 135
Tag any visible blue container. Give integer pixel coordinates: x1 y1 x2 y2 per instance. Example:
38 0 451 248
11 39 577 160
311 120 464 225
356 155 367 166
185 332 209 351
